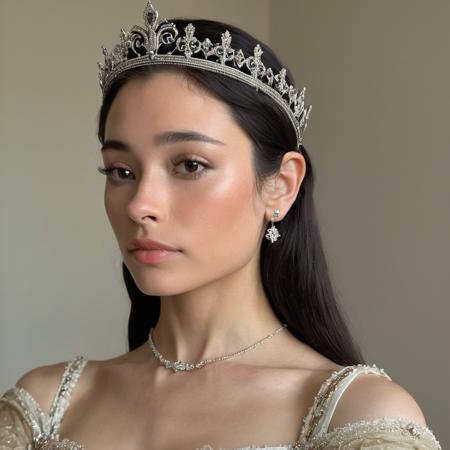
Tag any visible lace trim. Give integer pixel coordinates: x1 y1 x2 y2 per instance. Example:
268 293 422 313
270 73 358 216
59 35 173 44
33 434 86 450
193 418 442 450
304 417 442 449
196 445 295 450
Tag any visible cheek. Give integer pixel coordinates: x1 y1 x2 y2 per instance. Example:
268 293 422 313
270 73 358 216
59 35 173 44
177 162 261 253
104 187 128 236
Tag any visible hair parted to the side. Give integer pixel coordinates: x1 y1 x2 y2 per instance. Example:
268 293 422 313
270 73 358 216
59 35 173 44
97 18 364 366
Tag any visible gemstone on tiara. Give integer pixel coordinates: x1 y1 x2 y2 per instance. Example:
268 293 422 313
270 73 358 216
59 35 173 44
97 1 312 149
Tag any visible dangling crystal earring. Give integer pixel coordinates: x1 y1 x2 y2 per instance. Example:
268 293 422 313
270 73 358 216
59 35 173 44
265 208 281 243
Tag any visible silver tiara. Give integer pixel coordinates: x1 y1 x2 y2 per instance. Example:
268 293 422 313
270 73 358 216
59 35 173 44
98 1 312 149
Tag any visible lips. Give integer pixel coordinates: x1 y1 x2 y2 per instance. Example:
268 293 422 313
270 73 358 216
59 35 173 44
132 248 179 264
128 238 179 252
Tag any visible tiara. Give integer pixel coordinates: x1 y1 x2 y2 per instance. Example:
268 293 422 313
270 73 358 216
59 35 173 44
98 1 312 149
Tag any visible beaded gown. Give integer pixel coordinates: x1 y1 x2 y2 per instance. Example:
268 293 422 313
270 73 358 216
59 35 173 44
0 355 442 449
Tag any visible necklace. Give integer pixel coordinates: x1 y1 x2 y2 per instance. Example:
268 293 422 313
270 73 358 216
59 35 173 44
148 323 288 372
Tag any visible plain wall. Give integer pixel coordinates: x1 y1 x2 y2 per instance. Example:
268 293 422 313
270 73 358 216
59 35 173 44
1 0 448 446
271 0 450 444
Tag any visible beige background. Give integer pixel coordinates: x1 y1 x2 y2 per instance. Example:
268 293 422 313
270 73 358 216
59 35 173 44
1 0 448 446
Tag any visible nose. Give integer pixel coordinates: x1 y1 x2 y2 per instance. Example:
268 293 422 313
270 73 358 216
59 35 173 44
126 174 167 224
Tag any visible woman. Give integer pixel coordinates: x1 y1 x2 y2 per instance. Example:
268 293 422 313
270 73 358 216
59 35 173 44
0 2 442 449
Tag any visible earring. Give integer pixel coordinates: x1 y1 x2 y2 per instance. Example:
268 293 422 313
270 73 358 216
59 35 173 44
265 208 281 243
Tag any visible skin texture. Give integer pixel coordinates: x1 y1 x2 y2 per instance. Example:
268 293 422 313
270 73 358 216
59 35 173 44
14 71 427 449
101 71 307 364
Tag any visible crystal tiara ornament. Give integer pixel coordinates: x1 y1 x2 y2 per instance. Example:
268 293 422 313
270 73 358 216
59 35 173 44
98 1 312 149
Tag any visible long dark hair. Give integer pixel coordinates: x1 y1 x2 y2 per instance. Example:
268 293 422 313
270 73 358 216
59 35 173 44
97 18 364 366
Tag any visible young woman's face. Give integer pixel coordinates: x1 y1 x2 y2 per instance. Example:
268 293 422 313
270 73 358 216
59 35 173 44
101 72 268 295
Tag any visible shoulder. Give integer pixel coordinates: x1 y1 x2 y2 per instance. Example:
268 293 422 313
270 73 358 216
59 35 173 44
15 360 69 414
14 356 92 415
329 366 427 430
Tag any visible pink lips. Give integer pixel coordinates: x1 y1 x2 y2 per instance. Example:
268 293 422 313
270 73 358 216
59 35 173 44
132 249 179 264
128 238 178 252
128 238 180 265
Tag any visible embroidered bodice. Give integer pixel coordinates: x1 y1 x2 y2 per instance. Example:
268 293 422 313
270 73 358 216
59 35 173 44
0 356 441 449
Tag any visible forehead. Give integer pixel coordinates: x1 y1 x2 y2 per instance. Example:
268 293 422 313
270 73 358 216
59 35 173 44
104 72 246 146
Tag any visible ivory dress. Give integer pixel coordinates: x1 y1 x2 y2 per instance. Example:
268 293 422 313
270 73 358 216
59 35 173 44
0 355 442 449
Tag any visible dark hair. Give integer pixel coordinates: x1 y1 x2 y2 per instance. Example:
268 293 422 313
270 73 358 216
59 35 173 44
97 18 364 366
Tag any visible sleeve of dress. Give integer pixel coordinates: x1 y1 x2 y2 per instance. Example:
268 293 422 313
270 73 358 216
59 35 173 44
0 391 33 450
308 417 442 450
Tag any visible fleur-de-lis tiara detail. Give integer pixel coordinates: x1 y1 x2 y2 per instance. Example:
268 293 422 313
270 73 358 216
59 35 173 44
98 1 312 149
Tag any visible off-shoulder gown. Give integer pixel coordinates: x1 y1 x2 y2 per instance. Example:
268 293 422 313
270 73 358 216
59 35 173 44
0 356 441 449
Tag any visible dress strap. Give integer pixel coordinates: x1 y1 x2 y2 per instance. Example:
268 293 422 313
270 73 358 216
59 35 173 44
298 364 391 444
315 364 391 437
47 355 88 439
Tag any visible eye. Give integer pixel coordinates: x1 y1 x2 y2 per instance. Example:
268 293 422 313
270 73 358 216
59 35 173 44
173 157 210 179
97 156 210 183
97 166 134 182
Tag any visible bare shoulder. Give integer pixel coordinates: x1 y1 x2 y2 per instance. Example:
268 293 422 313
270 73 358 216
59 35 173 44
329 369 427 430
14 357 96 416
15 360 72 415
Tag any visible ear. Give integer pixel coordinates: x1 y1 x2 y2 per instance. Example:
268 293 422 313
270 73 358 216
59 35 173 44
262 151 306 222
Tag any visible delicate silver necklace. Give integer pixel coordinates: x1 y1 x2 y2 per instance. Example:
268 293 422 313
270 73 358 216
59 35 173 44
148 323 288 372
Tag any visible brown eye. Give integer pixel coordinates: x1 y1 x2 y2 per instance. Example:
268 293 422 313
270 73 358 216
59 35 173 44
174 157 210 179
180 159 201 172
97 166 134 181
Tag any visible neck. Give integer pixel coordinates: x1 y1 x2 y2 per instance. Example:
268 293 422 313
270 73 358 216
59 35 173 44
150 261 285 366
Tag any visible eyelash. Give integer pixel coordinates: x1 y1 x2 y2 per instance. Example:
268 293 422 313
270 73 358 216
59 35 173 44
97 157 210 182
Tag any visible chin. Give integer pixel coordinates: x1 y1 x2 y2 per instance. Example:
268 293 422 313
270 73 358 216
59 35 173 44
124 265 185 296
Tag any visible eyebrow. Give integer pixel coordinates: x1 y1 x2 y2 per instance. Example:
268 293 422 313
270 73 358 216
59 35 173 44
101 130 225 152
